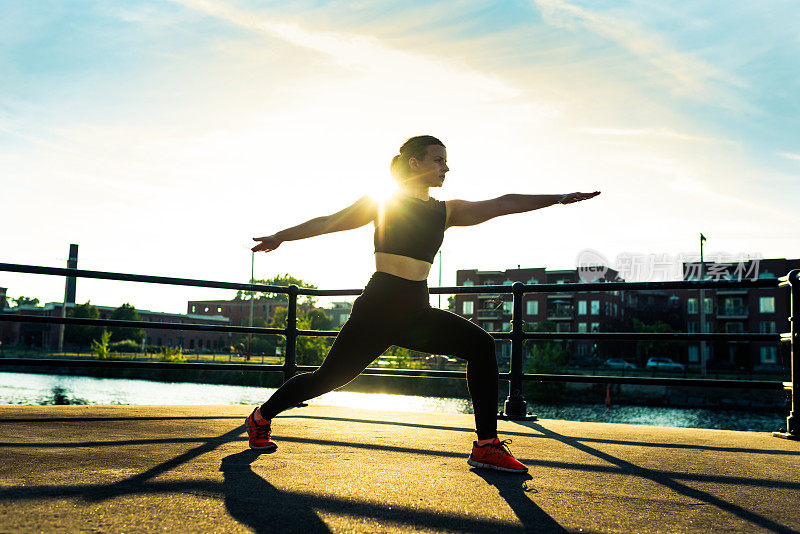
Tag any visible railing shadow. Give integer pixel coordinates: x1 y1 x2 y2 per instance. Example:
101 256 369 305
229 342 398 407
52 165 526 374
513 421 798 534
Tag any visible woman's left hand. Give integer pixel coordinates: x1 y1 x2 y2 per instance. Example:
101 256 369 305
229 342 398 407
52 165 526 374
559 191 601 204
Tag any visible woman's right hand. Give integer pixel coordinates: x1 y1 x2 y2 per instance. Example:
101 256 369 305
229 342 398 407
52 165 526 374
252 235 283 253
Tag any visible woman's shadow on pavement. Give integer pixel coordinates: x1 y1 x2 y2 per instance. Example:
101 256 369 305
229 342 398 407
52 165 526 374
471 469 568 533
220 449 331 534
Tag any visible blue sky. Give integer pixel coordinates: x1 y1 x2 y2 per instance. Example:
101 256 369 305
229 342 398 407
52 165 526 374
1 0 798 312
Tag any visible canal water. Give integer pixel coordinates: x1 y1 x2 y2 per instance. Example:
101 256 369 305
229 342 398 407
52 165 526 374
0 372 786 433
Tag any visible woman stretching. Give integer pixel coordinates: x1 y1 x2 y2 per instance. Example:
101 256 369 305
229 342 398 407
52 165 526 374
247 135 600 473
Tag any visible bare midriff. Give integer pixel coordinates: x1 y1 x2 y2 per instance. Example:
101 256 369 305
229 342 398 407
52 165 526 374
374 252 432 281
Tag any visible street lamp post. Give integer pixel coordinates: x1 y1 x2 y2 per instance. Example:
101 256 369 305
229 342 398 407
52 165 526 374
700 233 707 376
248 251 255 360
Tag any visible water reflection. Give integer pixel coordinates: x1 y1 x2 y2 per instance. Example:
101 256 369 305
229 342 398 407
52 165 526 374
0 372 785 432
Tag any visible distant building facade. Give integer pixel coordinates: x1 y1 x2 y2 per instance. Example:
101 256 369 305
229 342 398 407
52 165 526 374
0 302 231 351
454 266 623 362
453 258 796 369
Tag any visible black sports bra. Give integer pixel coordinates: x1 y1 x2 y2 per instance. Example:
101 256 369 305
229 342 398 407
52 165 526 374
373 194 447 263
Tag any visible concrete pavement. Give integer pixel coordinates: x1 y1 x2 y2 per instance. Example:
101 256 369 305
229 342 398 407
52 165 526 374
0 404 798 533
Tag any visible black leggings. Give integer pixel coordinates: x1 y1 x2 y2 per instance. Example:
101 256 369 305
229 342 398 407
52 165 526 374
260 271 499 439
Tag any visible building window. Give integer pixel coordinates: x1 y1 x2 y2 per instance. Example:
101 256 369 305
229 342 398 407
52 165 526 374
502 322 512 332
502 301 513 314
578 322 587 333
688 346 699 362
687 298 698 314
191 305 196 313
590 322 600 332
527 278 538 285
704 298 713 314
483 322 493 331
705 322 714 333
687 321 698 333
462 279 474 286
463 301 474 315
760 346 777 363
484 280 494 286
760 321 776 334
725 322 744 333
578 301 587 315
501 343 511 358
526 300 538 315
590 300 600 315
503 280 513 286
557 322 571 333
759 297 775 313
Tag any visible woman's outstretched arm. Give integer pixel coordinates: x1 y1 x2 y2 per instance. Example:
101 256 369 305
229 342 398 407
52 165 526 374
445 191 600 228
252 195 377 252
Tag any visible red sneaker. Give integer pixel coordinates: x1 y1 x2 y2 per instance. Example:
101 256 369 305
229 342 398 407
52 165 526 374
467 438 528 473
244 409 277 450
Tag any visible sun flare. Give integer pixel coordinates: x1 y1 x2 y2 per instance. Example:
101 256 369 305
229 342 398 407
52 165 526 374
367 180 399 203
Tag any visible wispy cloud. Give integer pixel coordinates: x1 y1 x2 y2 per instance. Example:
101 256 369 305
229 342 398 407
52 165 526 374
581 127 735 145
171 0 518 103
778 151 800 162
532 0 741 101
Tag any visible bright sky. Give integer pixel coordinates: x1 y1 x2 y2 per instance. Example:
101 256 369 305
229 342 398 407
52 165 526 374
2 1 799 313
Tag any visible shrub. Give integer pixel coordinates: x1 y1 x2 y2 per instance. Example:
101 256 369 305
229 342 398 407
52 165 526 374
109 339 140 353
91 331 112 360
158 346 186 362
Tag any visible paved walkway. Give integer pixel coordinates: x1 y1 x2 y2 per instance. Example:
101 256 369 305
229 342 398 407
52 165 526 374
0 404 798 533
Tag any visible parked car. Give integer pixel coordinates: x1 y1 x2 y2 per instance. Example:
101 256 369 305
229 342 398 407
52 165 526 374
568 357 602 369
603 358 637 370
646 357 685 371
753 363 789 374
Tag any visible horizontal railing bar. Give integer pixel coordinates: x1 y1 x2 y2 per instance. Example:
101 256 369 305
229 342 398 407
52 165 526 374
0 263 293 294
513 373 785 389
520 332 779 341
0 358 286 372
0 263 781 298
1 314 778 342
0 313 285 336
0 358 785 388
427 278 779 295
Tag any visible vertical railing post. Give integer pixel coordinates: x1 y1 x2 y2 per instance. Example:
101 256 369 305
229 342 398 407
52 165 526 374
283 284 299 384
501 282 536 420
775 269 799 440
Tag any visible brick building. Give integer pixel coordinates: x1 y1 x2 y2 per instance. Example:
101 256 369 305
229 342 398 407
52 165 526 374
453 258 796 370
0 302 231 351
671 257 798 370
187 297 351 328
454 266 623 363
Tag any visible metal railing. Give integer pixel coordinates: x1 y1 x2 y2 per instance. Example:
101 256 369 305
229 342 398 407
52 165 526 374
0 263 796 439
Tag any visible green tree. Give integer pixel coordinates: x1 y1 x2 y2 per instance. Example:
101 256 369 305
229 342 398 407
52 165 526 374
10 296 39 307
523 321 569 373
109 303 145 342
633 319 680 362
522 321 568 402
447 295 455 312
65 301 101 347
269 306 332 365
236 274 318 306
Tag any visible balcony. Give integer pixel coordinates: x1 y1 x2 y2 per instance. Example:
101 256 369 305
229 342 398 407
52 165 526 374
716 288 748 295
477 309 503 320
717 307 748 319
547 304 574 320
